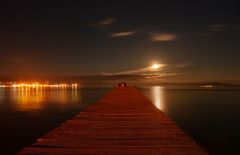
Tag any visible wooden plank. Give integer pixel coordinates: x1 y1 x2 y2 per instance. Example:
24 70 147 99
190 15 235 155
17 87 208 155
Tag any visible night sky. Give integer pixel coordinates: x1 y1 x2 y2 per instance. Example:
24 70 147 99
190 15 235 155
1 0 240 82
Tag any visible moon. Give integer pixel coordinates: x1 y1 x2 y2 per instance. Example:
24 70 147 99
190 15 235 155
151 64 161 69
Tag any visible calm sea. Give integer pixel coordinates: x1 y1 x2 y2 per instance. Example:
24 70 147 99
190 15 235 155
0 86 240 155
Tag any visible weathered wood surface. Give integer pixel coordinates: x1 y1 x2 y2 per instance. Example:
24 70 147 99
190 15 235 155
18 87 208 155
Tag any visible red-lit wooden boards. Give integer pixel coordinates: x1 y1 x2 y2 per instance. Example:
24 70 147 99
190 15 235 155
18 87 208 155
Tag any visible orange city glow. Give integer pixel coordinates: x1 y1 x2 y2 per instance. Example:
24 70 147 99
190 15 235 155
1 83 78 89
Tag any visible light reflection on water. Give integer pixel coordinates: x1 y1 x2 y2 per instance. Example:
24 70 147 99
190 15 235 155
9 87 80 111
142 86 240 155
0 86 240 155
151 86 164 111
0 87 109 155
0 88 4 101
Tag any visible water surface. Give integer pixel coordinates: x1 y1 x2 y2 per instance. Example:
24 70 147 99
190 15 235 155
0 86 240 155
0 87 110 155
143 86 240 155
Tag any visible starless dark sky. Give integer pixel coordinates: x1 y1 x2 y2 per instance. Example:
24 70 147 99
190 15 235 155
0 0 240 81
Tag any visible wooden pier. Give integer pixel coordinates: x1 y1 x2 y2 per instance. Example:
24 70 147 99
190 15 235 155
18 87 207 155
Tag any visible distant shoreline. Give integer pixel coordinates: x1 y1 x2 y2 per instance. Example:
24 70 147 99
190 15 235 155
0 75 239 87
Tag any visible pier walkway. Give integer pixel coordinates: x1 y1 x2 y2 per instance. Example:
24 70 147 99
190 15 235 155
18 87 207 155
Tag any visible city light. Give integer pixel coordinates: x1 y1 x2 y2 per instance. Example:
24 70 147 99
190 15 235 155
0 82 78 89
200 85 213 88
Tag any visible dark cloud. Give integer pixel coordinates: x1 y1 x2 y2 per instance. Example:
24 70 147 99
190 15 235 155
110 31 138 38
149 32 178 42
90 17 117 28
98 17 117 26
208 24 227 32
